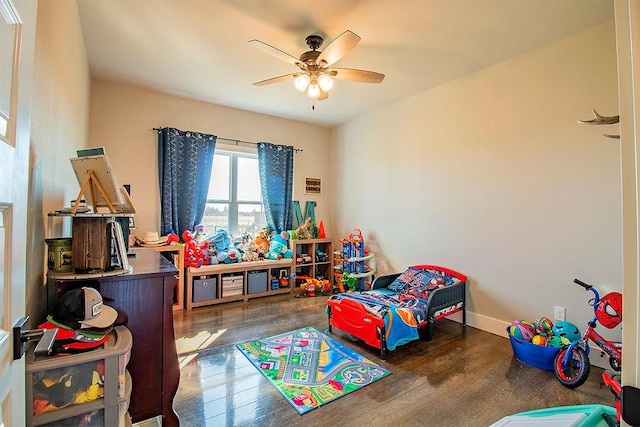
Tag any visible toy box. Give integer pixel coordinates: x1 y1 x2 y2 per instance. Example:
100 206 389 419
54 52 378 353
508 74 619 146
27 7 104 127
507 327 561 371
247 271 268 294
222 274 243 297
26 326 132 426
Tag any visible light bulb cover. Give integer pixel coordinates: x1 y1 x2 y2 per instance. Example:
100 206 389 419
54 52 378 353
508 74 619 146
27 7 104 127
318 74 334 92
293 74 310 91
307 83 320 99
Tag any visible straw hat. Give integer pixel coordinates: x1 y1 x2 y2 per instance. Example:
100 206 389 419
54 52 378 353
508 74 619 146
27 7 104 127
140 231 168 246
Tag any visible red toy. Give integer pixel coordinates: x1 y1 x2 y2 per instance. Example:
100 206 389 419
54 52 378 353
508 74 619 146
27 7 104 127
554 279 622 389
295 275 331 297
182 230 210 268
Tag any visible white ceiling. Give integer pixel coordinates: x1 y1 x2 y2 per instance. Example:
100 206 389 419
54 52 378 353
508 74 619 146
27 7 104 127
76 0 614 127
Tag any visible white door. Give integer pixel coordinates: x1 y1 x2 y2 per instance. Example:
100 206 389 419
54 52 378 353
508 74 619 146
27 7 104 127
0 0 36 425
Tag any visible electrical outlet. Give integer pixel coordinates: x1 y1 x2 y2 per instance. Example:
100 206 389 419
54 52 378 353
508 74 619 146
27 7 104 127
554 306 566 321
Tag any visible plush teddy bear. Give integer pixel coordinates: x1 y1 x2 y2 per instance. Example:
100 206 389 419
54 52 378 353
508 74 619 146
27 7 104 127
266 231 293 260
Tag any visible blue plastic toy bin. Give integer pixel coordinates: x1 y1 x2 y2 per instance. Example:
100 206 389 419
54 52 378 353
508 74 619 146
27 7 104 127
507 327 561 371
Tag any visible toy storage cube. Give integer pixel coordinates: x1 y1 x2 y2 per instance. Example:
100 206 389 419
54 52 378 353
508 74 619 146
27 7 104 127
26 326 133 427
247 271 268 294
222 275 243 297
193 276 217 302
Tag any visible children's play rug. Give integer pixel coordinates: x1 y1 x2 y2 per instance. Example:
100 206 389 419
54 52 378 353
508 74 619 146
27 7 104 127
236 326 391 414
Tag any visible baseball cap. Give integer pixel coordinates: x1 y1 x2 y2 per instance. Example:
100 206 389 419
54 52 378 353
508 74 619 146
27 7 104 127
52 287 118 329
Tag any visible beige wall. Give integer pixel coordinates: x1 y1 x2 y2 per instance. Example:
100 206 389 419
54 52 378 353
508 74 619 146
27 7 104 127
28 0 91 323
26 3 626 371
334 21 622 353
87 80 333 239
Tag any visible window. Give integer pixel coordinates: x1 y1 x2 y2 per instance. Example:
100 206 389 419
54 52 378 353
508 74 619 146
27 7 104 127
201 150 266 236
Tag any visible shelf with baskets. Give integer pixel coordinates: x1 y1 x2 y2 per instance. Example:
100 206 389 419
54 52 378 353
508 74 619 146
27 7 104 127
289 238 333 292
184 258 294 309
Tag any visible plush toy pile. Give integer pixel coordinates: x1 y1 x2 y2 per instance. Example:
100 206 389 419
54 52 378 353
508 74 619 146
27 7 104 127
168 225 295 267
508 317 582 348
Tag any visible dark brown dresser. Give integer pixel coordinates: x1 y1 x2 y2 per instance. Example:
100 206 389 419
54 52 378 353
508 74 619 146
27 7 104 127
47 248 180 425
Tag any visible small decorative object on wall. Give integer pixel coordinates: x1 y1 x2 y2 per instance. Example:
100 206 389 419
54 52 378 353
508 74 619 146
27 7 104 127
578 108 620 140
305 177 322 194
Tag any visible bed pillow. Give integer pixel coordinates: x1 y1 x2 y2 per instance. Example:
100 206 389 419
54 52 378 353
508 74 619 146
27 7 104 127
388 266 459 293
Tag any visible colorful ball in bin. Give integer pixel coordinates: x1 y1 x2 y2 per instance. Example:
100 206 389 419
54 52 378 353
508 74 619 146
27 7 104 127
509 320 536 342
535 317 554 334
531 335 547 346
546 335 571 348
551 321 581 342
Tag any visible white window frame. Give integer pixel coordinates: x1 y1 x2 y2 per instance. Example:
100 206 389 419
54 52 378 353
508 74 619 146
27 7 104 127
205 150 264 236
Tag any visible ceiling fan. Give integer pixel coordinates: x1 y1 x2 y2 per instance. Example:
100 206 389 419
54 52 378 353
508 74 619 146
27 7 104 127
248 30 385 101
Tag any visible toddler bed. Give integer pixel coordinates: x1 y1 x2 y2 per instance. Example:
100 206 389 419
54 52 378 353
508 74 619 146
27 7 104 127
326 264 467 359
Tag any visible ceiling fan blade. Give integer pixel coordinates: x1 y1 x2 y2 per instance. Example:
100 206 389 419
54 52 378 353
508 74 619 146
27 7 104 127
329 68 385 83
317 30 361 67
318 90 329 101
248 39 301 66
253 73 298 86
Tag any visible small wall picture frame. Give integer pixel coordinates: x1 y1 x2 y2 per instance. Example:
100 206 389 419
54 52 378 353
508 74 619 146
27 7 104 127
305 177 322 195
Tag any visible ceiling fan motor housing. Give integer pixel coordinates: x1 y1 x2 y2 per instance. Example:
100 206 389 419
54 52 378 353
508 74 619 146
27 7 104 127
305 35 324 50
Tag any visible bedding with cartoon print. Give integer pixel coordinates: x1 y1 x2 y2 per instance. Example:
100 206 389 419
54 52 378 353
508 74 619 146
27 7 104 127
327 265 467 358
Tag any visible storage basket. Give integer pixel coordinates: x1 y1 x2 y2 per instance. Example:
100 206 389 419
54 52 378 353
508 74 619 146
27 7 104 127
507 327 561 371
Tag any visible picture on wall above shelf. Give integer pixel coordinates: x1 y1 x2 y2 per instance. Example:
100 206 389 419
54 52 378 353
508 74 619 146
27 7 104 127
305 177 322 195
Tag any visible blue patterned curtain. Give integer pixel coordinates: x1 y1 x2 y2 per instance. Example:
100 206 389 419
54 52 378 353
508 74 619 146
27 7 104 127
158 127 216 235
257 143 294 233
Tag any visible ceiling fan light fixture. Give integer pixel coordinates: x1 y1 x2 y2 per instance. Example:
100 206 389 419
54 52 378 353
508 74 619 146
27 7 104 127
293 74 310 91
307 82 320 99
318 74 334 92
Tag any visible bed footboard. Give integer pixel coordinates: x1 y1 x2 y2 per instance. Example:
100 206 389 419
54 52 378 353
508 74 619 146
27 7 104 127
327 296 388 359
423 280 466 341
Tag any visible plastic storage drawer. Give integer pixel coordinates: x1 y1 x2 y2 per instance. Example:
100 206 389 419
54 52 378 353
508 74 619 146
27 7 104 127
247 271 268 294
38 371 132 427
193 276 217 302
26 326 133 427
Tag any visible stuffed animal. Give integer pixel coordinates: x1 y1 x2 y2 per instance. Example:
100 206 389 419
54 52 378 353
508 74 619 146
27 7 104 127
254 227 271 256
297 217 314 240
266 231 293 260
237 234 260 262
182 230 210 267
193 224 206 243
207 229 232 253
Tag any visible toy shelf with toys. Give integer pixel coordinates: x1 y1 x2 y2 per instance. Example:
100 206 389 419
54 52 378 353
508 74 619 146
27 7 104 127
333 229 375 292
289 238 333 294
185 258 294 309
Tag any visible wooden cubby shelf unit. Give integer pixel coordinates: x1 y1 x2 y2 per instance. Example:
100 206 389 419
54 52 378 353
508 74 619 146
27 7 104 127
185 258 293 309
289 238 333 290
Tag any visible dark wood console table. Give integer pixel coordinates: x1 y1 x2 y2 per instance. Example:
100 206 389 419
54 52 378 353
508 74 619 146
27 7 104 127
47 248 180 425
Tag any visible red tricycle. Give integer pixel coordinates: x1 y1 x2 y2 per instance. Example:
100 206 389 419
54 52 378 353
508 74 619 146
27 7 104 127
554 278 622 389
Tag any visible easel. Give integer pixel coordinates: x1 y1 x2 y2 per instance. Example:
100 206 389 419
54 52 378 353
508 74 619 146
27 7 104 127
71 169 117 214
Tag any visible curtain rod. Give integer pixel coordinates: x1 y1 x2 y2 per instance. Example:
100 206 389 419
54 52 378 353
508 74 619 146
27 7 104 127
152 128 303 152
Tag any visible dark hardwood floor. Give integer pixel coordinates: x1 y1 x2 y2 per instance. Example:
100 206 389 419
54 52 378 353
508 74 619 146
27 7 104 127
171 294 614 426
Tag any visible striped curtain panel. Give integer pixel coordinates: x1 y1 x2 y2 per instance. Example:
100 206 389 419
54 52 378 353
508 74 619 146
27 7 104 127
158 127 216 235
257 142 294 234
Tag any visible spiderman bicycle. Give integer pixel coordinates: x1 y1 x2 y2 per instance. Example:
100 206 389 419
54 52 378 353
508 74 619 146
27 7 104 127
554 278 622 389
